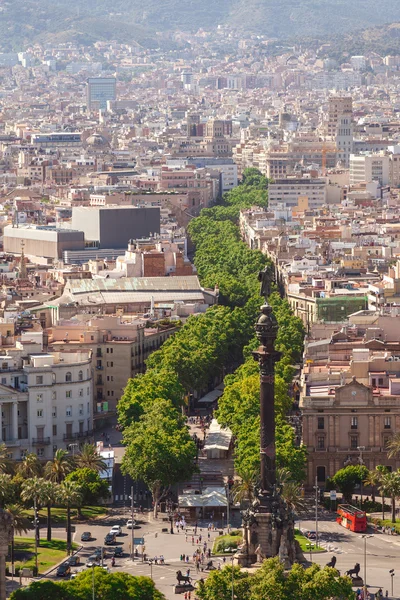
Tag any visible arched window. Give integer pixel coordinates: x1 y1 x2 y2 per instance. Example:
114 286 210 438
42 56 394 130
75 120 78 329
65 372 72 382
78 370 83 381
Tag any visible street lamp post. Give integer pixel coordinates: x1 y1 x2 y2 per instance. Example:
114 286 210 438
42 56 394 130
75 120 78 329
69 443 78 460
361 534 373 599
33 496 38 574
149 559 153 580
313 476 319 549
357 446 365 508
390 569 395 597
230 556 234 600
130 486 135 561
225 483 230 530
306 542 314 561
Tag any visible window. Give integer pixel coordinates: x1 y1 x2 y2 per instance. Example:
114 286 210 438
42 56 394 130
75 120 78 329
79 404 83 416
378 378 384 386
36 394 43 403
351 417 358 429
350 436 358 449
317 436 325 450
316 466 326 483
384 417 392 429
87 402 90 414
52 425 57 436
1 378 6 385
87 387 90 396
317 417 325 430
66 391 71 398
52 391 56 400
52 407 57 418
79 389 83 397
37 409 43 418
36 448 44 457
78 370 83 381
66 406 72 417
36 376 43 384
65 372 72 382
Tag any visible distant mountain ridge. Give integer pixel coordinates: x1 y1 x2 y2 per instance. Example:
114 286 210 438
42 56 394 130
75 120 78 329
1 0 400 49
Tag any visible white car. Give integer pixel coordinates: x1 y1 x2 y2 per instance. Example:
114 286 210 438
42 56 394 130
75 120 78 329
110 525 122 536
126 519 133 529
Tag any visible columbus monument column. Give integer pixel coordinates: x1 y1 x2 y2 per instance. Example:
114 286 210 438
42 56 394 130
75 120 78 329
236 267 297 567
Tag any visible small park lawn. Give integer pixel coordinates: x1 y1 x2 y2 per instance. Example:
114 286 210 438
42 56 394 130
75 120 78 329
213 530 242 555
8 538 78 575
25 505 107 524
295 530 326 554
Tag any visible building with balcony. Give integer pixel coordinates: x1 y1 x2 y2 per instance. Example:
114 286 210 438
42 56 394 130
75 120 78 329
300 314 400 488
0 346 93 461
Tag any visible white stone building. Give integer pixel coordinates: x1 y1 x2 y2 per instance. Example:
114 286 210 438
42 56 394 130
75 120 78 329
0 347 93 460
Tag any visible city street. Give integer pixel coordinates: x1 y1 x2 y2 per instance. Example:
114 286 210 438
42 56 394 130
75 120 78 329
42 510 226 599
299 515 400 598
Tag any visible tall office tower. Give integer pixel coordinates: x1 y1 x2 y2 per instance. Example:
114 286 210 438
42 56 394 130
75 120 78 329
326 96 354 167
86 77 116 111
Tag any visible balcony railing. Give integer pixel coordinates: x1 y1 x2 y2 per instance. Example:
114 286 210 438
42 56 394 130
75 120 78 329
63 430 93 442
32 437 51 446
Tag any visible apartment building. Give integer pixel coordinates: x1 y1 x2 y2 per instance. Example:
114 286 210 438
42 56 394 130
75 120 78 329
349 153 390 186
48 315 178 414
0 346 93 461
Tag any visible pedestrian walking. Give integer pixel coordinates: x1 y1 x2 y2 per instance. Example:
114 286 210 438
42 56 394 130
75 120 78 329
208 532 210 540
186 568 190 577
192 536 194 545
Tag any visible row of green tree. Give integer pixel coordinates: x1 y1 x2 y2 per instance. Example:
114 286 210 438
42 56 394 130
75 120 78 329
10 569 163 600
196 557 354 600
0 444 109 553
118 169 273 514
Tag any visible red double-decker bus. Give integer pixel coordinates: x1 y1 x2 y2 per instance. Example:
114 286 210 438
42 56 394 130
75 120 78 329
336 504 367 533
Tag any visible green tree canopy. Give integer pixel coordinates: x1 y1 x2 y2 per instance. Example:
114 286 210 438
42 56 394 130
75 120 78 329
66 468 110 505
196 558 354 600
122 399 197 516
10 569 165 600
332 465 369 503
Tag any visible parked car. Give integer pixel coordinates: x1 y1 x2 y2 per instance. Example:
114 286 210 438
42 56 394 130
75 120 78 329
94 547 106 559
110 525 122 536
67 555 81 567
307 531 317 540
104 533 116 545
126 519 133 529
113 546 124 557
81 531 92 542
57 563 71 577
86 554 100 567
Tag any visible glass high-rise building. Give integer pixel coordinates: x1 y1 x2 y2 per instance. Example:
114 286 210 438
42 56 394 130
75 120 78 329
86 77 116 110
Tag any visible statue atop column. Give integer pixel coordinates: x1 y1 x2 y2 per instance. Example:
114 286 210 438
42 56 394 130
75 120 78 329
234 268 298 567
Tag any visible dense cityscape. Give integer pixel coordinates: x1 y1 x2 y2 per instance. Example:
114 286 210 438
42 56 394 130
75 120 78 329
1 6 400 600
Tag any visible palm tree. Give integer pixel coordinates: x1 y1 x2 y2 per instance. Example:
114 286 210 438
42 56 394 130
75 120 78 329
75 443 108 473
364 469 379 504
6 503 32 575
0 473 15 507
374 465 390 520
18 453 43 478
44 449 73 483
58 481 82 555
40 480 59 542
231 469 257 507
21 477 48 546
277 468 306 514
0 443 14 474
386 433 400 459
379 470 400 523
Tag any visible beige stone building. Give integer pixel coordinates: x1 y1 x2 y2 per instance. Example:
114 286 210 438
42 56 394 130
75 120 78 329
47 315 178 418
300 315 400 488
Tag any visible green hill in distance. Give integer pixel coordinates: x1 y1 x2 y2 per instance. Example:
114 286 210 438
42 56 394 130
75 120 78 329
1 0 400 50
